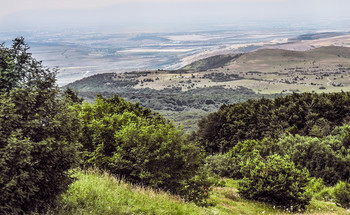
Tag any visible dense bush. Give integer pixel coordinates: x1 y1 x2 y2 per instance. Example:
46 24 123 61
276 134 350 185
204 153 242 179
238 151 311 211
206 131 350 186
333 181 350 209
313 187 334 202
77 95 216 204
0 38 81 213
305 177 325 197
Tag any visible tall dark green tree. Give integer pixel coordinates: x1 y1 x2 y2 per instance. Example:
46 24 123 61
0 38 81 214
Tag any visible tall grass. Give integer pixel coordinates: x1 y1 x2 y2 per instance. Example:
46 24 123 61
56 169 206 215
53 170 349 215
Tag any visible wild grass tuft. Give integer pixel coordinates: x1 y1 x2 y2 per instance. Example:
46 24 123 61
56 169 205 215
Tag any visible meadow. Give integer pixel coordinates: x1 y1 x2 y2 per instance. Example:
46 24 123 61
54 169 349 215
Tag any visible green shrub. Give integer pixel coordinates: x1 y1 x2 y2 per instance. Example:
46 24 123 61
333 181 350 209
276 134 350 186
305 177 325 197
77 95 216 204
313 187 334 202
0 38 81 214
204 153 242 179
238 151 311 211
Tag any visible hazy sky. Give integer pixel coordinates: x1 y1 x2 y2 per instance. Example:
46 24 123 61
1 0 350 32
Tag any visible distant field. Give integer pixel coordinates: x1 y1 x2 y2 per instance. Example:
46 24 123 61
126 46 350 94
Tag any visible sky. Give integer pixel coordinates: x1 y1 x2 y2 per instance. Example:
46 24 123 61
1 0 350 32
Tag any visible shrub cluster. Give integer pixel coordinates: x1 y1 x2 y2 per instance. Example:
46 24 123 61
333 180 350 209
204 126 350 209
238 152 311 211
76 95 216 204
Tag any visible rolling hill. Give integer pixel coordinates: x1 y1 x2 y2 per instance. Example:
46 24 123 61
66 46 350 132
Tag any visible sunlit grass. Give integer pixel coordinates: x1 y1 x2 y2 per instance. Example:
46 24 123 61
54 171 349 215
56 169 205 215
207 178 349 215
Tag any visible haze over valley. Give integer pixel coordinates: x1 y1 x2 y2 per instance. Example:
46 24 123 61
1 23 349 86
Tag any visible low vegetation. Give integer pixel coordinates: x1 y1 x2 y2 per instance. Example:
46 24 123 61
55 170 349 215
57 169 206 215
238 152 311 211
333 180 350 209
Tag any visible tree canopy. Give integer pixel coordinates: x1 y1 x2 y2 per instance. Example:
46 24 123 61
196 92 350 153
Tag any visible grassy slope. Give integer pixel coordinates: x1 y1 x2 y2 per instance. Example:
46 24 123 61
55 170 349 215
57 169 205 215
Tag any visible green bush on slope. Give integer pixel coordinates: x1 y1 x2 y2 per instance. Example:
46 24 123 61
238 151 311 211
210 131 350 186
76 95 216 204
333 180 350 209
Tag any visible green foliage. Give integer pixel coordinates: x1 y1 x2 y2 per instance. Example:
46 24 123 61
77 95 216 204
238 151 311 211
0 37 56 93
305 177 325 196
276 134 350 185
196 91 350 153
329 123 350 153
333 181 350 209
204 127 350 187
204 153 242 179
63 87 84 104
229 134 350 186
313 187 334 202
0 38 81 214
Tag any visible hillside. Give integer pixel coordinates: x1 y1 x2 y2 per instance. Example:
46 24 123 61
66 46 350 132
3 38 350 214
56 169 349 215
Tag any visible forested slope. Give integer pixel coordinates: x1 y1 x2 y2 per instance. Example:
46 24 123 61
196 91 350 153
